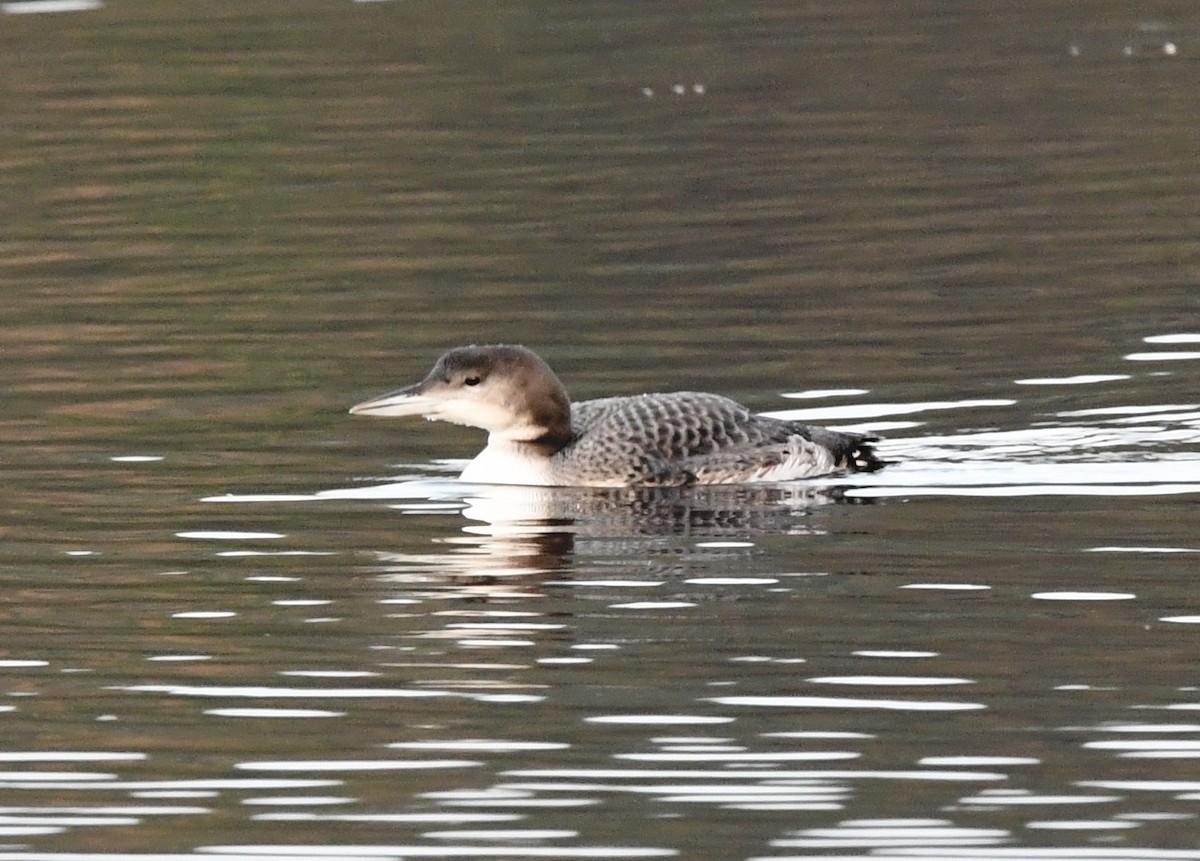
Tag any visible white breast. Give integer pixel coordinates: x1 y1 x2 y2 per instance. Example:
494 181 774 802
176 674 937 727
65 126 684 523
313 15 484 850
458 439 559 486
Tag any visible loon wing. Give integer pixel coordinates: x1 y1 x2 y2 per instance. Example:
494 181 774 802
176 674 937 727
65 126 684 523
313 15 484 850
565 392 879 486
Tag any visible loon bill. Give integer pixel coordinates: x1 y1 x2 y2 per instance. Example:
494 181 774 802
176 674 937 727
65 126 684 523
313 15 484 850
349 344 884 487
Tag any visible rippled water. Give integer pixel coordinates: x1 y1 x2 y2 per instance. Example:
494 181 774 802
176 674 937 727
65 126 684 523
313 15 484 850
3 1 1200 859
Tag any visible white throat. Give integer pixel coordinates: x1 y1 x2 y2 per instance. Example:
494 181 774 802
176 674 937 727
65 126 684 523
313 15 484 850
457 437 556 486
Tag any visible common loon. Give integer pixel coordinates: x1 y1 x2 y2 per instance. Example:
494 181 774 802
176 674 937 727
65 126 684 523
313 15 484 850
349 345 883 487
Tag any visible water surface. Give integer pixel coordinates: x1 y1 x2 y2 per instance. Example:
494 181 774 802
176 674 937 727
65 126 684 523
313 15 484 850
2 1 1200 858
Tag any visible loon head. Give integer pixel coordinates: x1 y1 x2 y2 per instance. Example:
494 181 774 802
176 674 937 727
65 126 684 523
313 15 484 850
349 344 573 446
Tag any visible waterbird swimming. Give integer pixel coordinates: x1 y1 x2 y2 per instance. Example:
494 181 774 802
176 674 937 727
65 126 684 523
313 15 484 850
349 345 883 487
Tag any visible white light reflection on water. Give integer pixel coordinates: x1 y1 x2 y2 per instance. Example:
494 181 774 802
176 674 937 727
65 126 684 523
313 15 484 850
806 676 973 686
502 767 1004 781
1085 740 1200 754
389 741 569 753
0 805 206 814
920 756 1040 766
764 398 1017 421
422 829 579 840
0 753 144 762
767 817 1010 848
1126 352 1200 361
586 715 734 726
1081 780 1200 792
1 0 101 13
1146 333 1200 344
615 752 859 763
236 761 479 772
175 531 285 540
240 797 354 807
0 778 341 791
0 772 116 782
686 576 778 585
0 814 140 827
1077 724 1200 732
763 732 873 740
117 684 443 698
959 789 1122 806
251 812 520 825
117 683 543 706
1027 819 1138 830
200 848 677 858
782 388 870 399
860 483 1200 497
1089 546 1200 553
610 601 696 610
710 696 985 711
205 709 344 718
900 584 990 591
1015 375 1130 385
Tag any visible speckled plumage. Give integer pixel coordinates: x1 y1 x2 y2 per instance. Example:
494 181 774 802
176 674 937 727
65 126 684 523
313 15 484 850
350 345 883 487
564 392 876 485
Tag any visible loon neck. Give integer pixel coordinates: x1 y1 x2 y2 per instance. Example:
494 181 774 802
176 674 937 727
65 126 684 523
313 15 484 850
493 421 574 455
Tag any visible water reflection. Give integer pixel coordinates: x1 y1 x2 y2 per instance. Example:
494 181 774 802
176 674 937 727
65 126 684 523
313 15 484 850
1 0 102 13
207 480 858 587
5 0 1200 852
770 818 1011 849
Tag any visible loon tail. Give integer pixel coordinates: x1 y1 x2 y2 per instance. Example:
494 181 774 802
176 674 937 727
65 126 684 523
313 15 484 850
798 426 886 473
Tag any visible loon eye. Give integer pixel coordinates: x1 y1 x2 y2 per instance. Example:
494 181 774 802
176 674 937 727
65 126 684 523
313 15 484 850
463 376 481 387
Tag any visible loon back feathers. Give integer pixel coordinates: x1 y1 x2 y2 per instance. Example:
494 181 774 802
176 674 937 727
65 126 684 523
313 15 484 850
567 392 880 486
350 344 883 487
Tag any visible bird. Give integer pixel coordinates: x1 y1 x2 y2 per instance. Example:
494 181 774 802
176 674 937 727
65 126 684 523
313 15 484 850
349 344 883 487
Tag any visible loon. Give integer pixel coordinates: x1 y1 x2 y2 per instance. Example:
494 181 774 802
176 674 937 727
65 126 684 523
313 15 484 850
349 345 883 487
